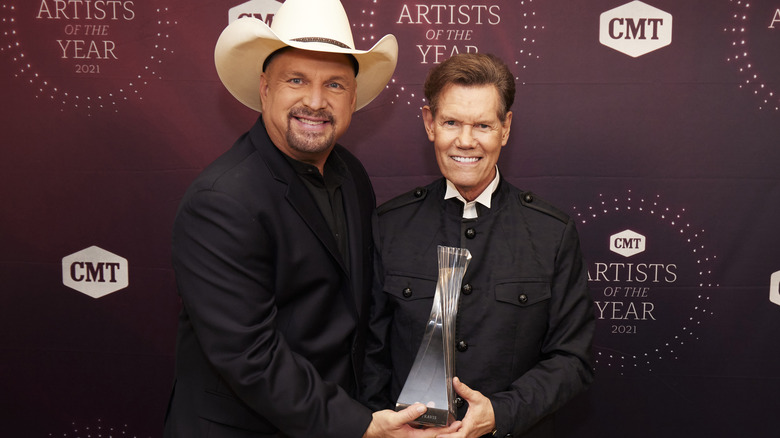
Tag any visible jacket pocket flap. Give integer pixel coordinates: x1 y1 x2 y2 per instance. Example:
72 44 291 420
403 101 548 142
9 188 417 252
495 281 551 307
384 274 437 301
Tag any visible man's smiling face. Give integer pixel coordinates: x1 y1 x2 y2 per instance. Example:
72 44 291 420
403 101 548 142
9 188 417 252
423 83 512 202
260 48 357 170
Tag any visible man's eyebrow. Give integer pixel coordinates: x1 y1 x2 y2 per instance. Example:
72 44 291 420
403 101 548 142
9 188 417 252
282 69 306 78
282 70 353 83
436 111 456 120
326 73 353 83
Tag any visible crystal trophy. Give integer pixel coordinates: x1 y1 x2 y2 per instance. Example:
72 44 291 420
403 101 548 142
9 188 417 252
395 245 472 427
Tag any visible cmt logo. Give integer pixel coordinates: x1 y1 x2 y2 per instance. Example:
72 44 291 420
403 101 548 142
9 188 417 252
771 270 780 306
610 229 646 258
599 0 672 57
62 246 129 298
229 0 282 24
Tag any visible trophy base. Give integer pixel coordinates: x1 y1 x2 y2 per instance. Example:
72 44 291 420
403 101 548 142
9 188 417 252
395 402 455 427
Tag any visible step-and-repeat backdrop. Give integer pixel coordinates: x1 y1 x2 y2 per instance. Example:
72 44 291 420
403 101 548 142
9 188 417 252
2 1 778 436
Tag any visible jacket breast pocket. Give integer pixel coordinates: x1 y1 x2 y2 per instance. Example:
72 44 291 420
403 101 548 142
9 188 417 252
383 274 437 351
493 280 552 369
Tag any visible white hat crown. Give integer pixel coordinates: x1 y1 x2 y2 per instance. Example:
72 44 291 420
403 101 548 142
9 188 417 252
271 0 356 50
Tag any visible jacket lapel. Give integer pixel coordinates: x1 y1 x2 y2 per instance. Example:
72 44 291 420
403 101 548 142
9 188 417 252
339 166 365 314
285 180 349 274
250 119 359 317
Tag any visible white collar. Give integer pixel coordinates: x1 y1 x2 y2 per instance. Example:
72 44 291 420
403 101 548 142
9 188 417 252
444 167 500 218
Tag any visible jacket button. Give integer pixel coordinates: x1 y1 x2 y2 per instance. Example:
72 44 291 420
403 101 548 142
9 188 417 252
523 193 533 203
461 283 473 295
518 294 528 304
464 228 476 239
402 287 412 298
414 188 425 198
455 396 465 408
456 340 468 352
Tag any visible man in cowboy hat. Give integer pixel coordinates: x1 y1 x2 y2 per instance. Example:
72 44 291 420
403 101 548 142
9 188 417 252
164 1 457 437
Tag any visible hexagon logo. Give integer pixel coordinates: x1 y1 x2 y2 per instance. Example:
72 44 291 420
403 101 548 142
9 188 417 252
771 270 780 306
599 1 672 58
62 246 129 298
610 229 646 258
228 0 283 24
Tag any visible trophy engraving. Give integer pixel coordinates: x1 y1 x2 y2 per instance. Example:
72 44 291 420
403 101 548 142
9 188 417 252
395 246 472 426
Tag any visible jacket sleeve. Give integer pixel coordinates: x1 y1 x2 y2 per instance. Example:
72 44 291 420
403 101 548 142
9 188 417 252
172 188 372 437
489 218 595 437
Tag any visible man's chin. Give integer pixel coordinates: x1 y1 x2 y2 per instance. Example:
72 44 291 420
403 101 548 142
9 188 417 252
287 131 335 154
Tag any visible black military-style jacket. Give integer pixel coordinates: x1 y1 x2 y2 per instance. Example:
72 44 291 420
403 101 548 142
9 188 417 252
362 176 595 438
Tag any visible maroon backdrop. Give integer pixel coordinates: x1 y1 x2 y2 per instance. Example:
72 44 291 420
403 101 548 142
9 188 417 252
2 1 779 436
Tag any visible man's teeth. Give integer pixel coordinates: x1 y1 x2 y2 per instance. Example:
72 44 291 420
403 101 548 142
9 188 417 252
297 118 326 125
452 156 479 163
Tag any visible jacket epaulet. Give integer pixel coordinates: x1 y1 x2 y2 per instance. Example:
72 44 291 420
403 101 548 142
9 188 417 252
377 187 428 215
519 191 569 224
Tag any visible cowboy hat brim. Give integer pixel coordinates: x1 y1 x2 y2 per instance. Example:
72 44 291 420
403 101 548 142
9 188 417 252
215 17 398 112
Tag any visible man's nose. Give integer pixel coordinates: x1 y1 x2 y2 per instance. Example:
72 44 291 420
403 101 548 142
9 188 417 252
457 125 476 148
303 86 327 110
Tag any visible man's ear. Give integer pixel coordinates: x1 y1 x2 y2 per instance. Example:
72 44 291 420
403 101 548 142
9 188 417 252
258 73 269 106
501 110 513 146
421 106 436 142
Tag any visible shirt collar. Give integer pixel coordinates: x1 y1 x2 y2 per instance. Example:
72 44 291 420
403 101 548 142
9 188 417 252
444 166 500 218
282 149 347 187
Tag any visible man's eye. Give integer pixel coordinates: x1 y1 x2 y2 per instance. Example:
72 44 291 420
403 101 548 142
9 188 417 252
327 82 344 89
443 120 457 127
289 78 303 84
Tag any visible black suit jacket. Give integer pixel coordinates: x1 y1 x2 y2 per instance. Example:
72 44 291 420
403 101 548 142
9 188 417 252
165 117 375 437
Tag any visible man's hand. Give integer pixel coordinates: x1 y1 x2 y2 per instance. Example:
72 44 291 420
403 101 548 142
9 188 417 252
363 403 461 438
435 377 496 438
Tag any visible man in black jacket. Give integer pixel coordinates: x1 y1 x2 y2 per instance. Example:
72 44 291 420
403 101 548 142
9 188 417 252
164 1 458 437
363 53 595 438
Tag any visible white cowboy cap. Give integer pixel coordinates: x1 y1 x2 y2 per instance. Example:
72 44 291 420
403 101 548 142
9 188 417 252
214 0 398 112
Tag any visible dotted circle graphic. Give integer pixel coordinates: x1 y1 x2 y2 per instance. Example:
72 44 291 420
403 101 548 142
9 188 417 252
725 0 779 111
0 3 178 115
572 190 719 374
